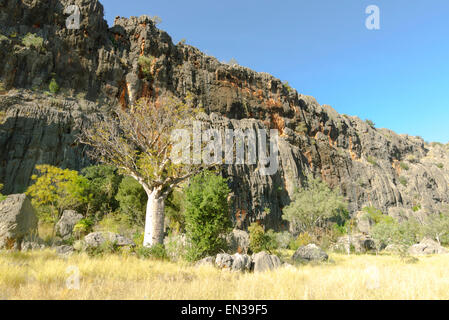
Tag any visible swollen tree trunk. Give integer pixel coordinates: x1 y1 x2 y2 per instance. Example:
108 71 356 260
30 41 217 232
143 189 166 247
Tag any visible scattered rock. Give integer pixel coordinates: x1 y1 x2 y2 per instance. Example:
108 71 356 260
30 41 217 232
21 234 45 251
408 238 448 255
84 232 135 249
252 251 282 272
196 256 215 267
227 229 250 254
0 194 38 250
334 234 375 253
215 253 233 269
55 210 83 240
292 244 328 263
231 253 252 272
55 245 75 257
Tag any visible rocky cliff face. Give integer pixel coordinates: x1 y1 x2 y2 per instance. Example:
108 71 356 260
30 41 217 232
1 0 448 230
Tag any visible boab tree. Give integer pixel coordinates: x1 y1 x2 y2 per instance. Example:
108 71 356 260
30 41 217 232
81 97 207 246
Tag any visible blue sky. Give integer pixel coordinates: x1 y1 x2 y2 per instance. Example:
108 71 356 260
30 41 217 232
102 1 449 143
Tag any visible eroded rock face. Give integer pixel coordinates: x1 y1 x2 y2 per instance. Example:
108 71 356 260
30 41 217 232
1 0 449 231
0 194 38 249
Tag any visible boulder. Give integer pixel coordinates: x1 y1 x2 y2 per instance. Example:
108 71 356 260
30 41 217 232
215 253 233 269
231 253 252 272
0 194 38 250
21 234 45 251
84 232 135 249
292 244 328 263
335 234 375 253
227 229 250 254
408 238 448 255
55 210 83 240
196 256 215 267
55 245 75 257
252 251 282 272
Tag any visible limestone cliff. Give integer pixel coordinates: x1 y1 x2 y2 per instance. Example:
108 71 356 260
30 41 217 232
1 0 448 229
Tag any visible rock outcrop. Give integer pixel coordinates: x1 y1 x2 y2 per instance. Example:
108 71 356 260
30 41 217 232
0 194 38 249
55 210 83 240
292 244 328 263
252 251 282 272
408 238 448 255
1 0 449 231
84 231 135 249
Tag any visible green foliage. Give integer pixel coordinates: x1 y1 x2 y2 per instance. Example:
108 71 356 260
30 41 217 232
86 240 119 257
436 163 444 169
22 33 44 51
184 171 232 261
421 213 449 245
370 218 420 252
49 78 59 94
165 189 186 234
135 244 168 261
295 122 308 135
362 206 394 224
0 183 6 202
367 156 378 166
412 204 421 212
365 119 375 128
138 55 154 79
26 165 91 222
288 232 312 251
81 165 122 216
248 222 278 254
282 174 348 235
73 218 94 238
115 176 147 227
398 176 408 186
283 81 294 93
400 162 409 170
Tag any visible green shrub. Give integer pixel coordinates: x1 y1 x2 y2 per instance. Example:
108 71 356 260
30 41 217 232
138 55 154 79
73 218 94 237
283 81 294 93
422 213 449 245
412 204 421 212
282 174 348 235
0 183 6 202
295 122 308 135
362 206 394 224
400 162 409 170
398 176 408 186
26 165 91 222
184 171 232 261
49 78 59 94
86 240 119 257
247 222 278 254
370 217 420 252
81 165 122 217
165 189 186 234
115 176 147 227
436 163 444 169
135 244 168 260
22 33 44 51
288 232 312 250
367 156 378 166
365 119 375 128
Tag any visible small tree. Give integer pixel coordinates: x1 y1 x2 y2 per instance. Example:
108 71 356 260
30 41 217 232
248 222 278 254
26 165 91 222
81 97 208 246
184 171 232 261
0 183 6 202
282 174 347 235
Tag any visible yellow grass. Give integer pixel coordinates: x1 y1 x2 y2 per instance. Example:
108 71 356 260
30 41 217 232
1 250 449 300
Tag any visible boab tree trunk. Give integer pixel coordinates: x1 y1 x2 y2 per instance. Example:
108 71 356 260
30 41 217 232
143 188 166 247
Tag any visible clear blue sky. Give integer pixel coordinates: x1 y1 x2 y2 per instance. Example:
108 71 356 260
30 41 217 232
102 0 449 143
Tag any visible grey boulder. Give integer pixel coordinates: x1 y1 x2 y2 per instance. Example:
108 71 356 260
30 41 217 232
215 253 233 269
84 232 135 249
196 256 216 267
55 210 83 240
292 244 328 263
252 251 282 272
231 253 252 272
0 194 38 250
408 238 449 255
